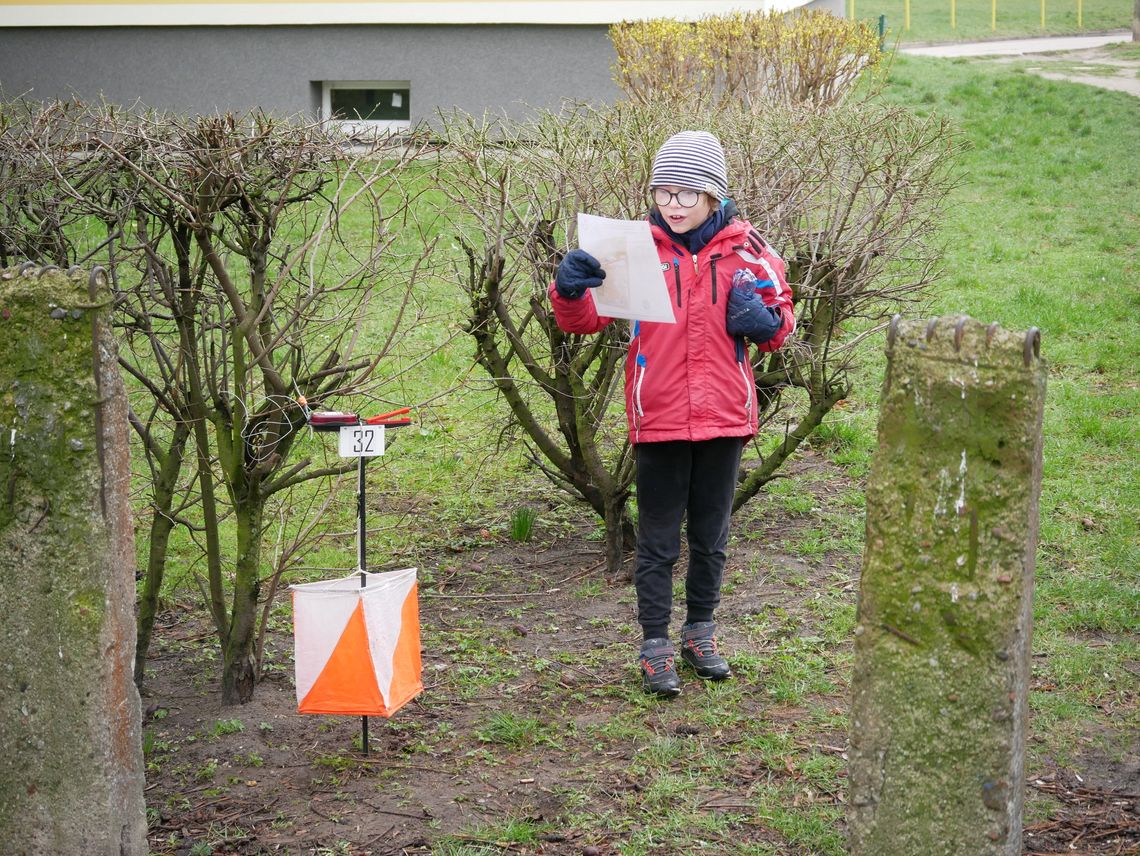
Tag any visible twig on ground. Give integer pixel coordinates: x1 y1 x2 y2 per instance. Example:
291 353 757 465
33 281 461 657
556 557 609 585
423 589 565 601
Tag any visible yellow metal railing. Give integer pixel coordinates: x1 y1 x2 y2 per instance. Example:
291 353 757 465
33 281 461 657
850 0 1090 31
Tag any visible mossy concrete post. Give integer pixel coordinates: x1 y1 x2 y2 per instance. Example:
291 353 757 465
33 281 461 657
848 315 1046 856
0 265 147 854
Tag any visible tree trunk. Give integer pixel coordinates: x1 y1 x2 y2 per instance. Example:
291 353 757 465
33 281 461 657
602 494 631 580
733 384 848 512
221 490 264 705
734 288 849 512
134 422 190 687
848 316 1046 856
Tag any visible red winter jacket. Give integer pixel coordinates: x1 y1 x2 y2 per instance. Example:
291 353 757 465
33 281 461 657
549 217 795 444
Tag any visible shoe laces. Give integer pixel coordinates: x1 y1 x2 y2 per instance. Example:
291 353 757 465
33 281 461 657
685 634 719 659
640 649 676 676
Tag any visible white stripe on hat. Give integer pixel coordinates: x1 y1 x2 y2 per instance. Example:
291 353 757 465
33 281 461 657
651 131 729 200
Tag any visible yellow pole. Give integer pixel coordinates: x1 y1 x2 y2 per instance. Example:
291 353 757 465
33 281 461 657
1040 0 1045 28
992 0 997 30
1077 0 1082 28
951 0 957 28
905 0 911 30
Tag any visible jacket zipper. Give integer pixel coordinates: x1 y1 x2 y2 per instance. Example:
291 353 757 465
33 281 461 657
709 253 722 303
631 323 645 440
672 259 682 308
738 356 754 418
733 327 753 417
634 353 647 442
734 336 753 417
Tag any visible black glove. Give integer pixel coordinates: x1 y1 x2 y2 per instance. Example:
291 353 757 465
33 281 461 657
555 249 605 300
726 269 783 343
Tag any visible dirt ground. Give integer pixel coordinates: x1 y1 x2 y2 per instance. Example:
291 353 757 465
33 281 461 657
140 452 1139 855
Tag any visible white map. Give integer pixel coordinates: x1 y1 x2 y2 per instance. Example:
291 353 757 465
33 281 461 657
577 213 676 324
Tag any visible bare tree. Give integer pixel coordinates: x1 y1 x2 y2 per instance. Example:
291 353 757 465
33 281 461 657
1 99 438 703
0 98 117 267
428 106 667 577
605 13 957 509
100 111 436 703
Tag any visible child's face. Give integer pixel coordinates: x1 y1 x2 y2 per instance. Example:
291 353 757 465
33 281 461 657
654 186 716 235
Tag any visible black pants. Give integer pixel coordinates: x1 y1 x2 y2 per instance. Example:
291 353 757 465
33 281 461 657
634 437 744 641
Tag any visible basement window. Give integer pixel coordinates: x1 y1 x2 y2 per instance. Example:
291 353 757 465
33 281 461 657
322 81 411 134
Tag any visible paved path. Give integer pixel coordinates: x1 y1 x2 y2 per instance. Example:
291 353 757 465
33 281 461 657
899 30 1139 98
901 30 1132 57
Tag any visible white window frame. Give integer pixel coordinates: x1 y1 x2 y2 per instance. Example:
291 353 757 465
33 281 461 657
321 80 411 135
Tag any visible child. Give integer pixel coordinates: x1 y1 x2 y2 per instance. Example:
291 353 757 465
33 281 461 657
549 131 795 697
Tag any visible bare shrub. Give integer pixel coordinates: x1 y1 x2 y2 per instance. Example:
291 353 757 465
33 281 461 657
0 98 112 266
426 106 654 578
718 101 960 507
429 97 958 570
0 100 438 702
109 111 437 703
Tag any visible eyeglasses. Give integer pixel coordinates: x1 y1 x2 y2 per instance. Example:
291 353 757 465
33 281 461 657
652 188 702 208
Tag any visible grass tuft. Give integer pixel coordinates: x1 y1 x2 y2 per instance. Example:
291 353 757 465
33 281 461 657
508 505 539 543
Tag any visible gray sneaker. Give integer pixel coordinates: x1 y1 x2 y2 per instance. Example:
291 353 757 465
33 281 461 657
680 622 732 681
638 638 682 697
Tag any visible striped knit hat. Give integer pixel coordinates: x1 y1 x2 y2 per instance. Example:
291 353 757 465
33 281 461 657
650 131 729 200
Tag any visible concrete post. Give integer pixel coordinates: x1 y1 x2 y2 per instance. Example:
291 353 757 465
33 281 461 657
848 315 1046 856
0 265 147 855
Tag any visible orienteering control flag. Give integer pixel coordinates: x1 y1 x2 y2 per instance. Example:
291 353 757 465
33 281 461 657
291 568 422 716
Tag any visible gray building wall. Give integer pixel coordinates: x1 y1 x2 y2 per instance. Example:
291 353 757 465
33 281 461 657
809 0 846 17
0 24 623 119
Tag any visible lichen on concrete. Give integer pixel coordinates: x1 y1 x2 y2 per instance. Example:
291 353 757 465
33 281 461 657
0 265 146 854
848 315 1046 856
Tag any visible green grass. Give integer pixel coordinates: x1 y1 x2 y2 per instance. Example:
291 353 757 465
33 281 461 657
852 0 1132 43
208 718 245 738
877 58 1139 591
433 815 557 856
474 711 561 749
508 504 539 542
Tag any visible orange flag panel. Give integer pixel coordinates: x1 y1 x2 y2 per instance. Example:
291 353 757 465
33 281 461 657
299 600 386 715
